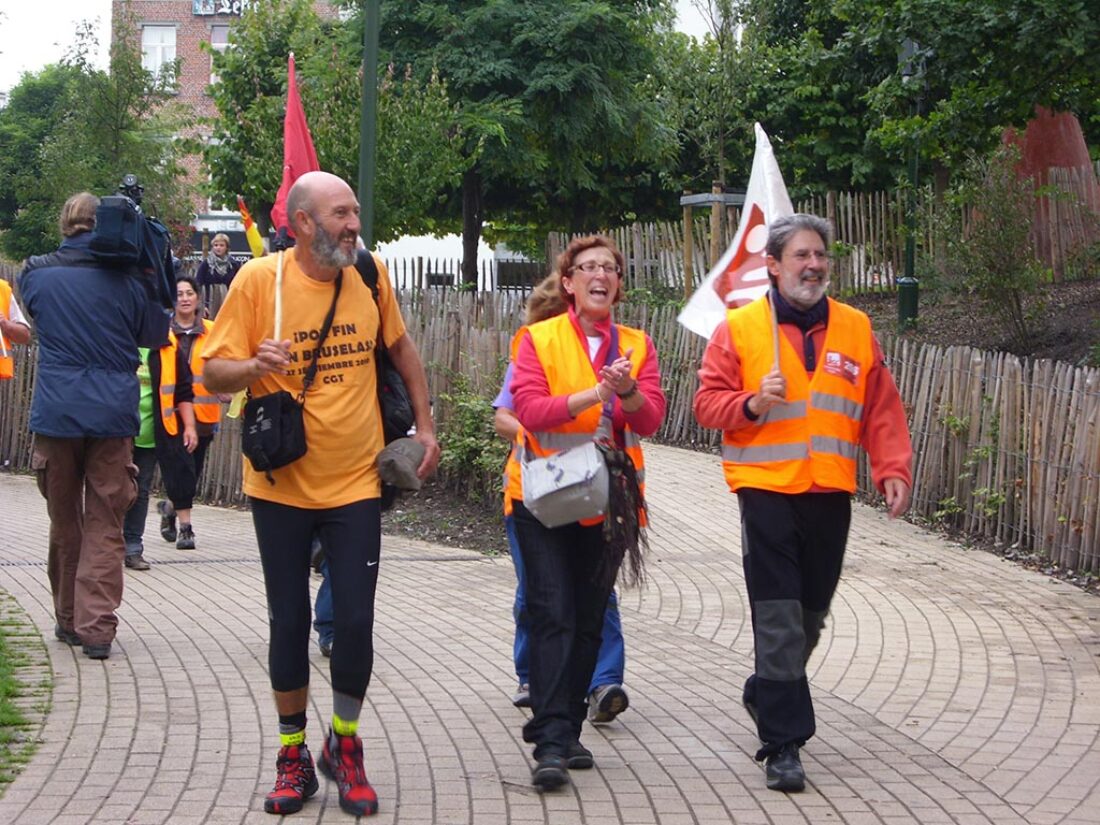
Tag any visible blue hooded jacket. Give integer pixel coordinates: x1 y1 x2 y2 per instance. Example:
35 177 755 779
19 232 170 438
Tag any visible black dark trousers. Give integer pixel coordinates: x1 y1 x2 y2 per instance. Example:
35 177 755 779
512 500 617 760
250 497 381 699
156 433 212 511
738 488 850 759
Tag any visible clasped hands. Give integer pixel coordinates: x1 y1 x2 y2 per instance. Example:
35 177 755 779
595 348 635 403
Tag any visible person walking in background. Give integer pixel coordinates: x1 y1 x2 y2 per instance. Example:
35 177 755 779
494 274 630 723
507 235 666 792
152 274 224 551
693 213 912 793
18 192 168 660
0 275 32 380
202 171 438 817
195 232 241 305
122 346 157 570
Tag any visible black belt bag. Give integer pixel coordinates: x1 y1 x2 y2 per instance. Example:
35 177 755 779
241 270 343 483
242 389 306 478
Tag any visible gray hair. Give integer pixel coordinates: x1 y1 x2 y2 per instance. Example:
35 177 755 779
285 181 312 232
765 213 832 259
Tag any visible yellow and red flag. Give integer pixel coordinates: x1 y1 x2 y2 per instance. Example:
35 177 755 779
237 195 266 258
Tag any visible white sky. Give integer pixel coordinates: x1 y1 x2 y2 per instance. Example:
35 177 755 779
0 1 711 96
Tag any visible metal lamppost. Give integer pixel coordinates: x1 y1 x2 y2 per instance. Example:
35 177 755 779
358 1 381 249
897 38 923 330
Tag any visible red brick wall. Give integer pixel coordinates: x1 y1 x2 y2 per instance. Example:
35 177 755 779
111 1 338 217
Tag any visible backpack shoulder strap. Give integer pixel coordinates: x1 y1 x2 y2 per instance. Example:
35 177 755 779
355 249 380 305
355 249 384 344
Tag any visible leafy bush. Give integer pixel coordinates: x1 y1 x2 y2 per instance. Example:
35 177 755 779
919 144 1046 350
435 370 511 506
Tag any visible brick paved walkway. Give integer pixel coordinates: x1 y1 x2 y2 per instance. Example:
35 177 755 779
0 443 1097 824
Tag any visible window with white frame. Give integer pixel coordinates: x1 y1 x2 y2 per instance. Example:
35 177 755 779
209 24 231 84
141 25 177 78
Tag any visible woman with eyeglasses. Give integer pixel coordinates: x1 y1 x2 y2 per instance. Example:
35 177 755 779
507 235 667 791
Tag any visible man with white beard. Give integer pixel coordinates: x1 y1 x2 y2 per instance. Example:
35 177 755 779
203 171 438 817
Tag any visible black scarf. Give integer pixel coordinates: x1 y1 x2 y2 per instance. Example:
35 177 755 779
772 290 829 370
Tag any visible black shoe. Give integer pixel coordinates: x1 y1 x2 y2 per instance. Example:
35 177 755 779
531 754 569 792
125 553 151 571
764 743 805 792
566 742 594 770
82 642 111 660
319 638 332 658
158 501 177 543
176 523 195 550
54 624 81 646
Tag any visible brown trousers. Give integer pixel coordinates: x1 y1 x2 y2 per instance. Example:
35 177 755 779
32 435 137 645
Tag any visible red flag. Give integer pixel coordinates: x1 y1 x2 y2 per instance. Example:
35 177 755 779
269 52 320 235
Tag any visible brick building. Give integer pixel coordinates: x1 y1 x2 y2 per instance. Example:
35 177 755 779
110 0 336 250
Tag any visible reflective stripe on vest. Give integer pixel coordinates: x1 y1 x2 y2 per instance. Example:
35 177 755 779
721 296 873 494
502 313 649 524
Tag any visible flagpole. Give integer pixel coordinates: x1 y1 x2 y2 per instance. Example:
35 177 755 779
275 250 284 342
769 286 781 372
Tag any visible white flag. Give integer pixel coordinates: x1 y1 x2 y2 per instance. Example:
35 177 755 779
677 123 794 338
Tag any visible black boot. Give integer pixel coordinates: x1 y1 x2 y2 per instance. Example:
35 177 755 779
764 743 805 792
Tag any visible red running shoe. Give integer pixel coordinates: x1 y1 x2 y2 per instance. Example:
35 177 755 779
264 743 319 814
319 728 380 816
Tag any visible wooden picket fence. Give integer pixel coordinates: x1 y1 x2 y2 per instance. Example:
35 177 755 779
2 266 1097 573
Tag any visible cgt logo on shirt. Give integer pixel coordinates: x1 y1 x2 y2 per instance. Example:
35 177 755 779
823 350 861 384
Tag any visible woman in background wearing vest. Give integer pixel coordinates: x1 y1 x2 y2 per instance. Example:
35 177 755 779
509 235 667 792
151 274 225 550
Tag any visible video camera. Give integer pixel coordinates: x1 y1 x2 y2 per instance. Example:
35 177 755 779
88 174 175 310
119 174 146 208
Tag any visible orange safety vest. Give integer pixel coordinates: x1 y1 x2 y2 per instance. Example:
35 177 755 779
0 280 15 380
158 319 220 435
503 313 648 526
721 296 873 494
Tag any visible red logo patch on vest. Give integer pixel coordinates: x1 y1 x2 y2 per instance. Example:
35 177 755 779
823 350 860 384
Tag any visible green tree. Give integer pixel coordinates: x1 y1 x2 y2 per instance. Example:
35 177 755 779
204 0 469 242
729 0 1100 192
0 64 84 260
0 13 192 260
380 0 681 282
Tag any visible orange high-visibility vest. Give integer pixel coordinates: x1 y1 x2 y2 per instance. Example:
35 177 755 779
158 319 220 435
0 280 15 380
503 313 648 526
722 296 873 494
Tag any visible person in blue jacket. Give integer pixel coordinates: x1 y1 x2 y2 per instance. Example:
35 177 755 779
19 191 169 660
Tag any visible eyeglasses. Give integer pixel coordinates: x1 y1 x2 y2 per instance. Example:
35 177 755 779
570 261 621 274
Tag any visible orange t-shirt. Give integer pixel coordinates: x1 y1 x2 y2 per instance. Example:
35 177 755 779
203 249 406 508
